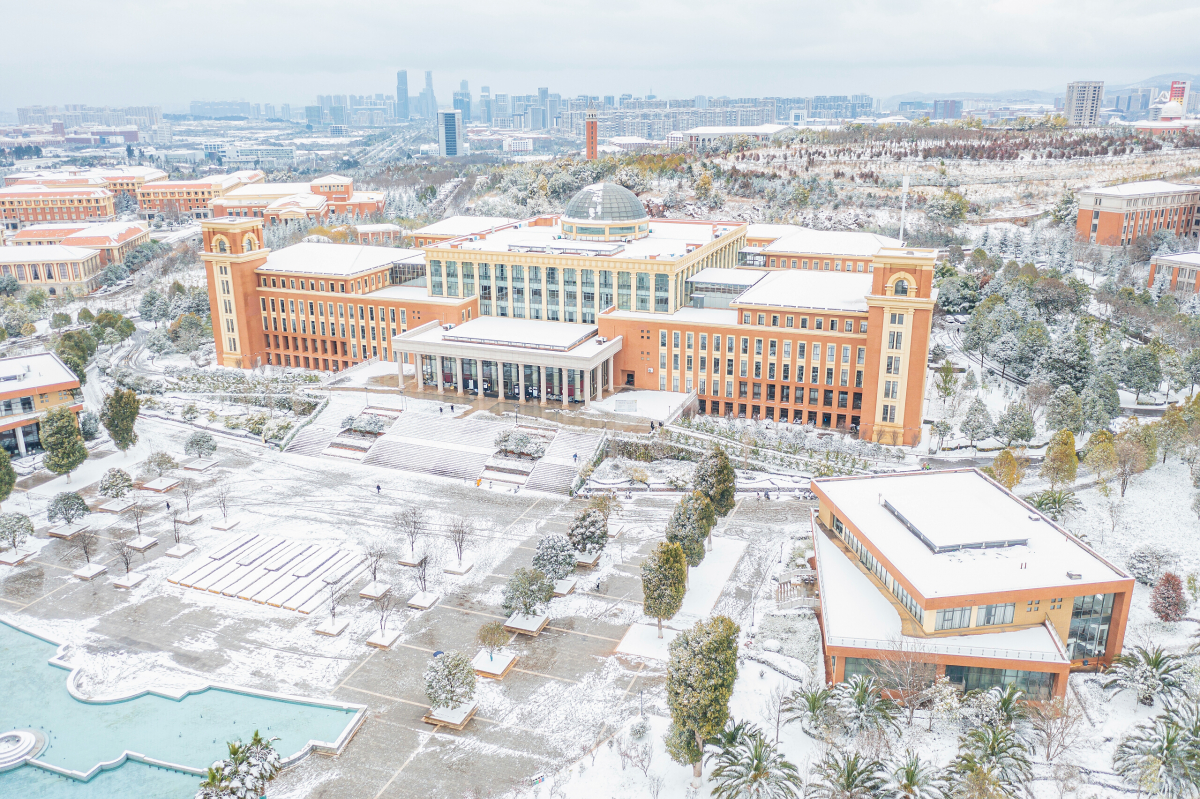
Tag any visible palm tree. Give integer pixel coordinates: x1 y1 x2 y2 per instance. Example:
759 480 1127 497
952 726 1031 790
709 728 803 799
1026 489 1082 523
781 683 831 735
1104 646 1186 706
196 765 228 799
1114 701 1200 798
813 750 884 799
832 675 900 737
882 750 945 798
989 684 1028 727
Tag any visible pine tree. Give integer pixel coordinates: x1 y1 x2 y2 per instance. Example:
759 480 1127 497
666 616 740 784
642 541 687 637
184 431 217 458
99 468 133 498
47 492 88 525
1045 385 1083 433
41 406 87 481
1040 430 1078 489
1042 329 1093 394
995 402 1035 447
100 388 140 452
1123 348 1162 402
666 491 715 566
423 650 477 711
0 512 32 551
502 567 551 617
959 397 994 451
695 446 736 515
532 534 576 582
0 447 14 509
1152 572 1188 622
567 508 607 555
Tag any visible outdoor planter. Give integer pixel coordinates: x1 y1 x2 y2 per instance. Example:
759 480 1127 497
444 555 475 575
165 543 197 558
472 649 517 679
114 572 147 589
359 581 391 600
48 523 87 539
422 700 478 731
366 627 401 648
503 612 549 636
315 618 349 637
74 563 107 581
142 477 181 493
0 550 32 566
211 519 240 531
176 511 203 525
575 550 602 568
99 498 136 514
407 591 440 610
128 535 158 552
552 578 577 597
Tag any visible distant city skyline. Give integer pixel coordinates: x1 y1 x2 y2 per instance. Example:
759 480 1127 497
2 0 1197 109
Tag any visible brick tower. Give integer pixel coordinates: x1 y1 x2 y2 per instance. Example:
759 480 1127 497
585 106 598 161
201 217 269 369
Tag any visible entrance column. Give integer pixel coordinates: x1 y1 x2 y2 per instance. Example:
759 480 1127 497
15 426 26 457
396 351 405 390
562 368 570 409
477 360 484 402
436 355 445 394
517 364 525 404
413 352 423 392
539 365 547 406
584 367 593 407
456 358 466 397
594 364 603 401
607 356 615 392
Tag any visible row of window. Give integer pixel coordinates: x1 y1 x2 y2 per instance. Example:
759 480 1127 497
934 603 1016 631
0 262 92 282
692 381 861 408
766 257 871 272
661 331 868 360
832 514 924 624
697 400 855 426
258 274 387 294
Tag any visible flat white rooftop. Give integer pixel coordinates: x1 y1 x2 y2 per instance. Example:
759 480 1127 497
1154 251 1200 267
0 352 79 389
813 525 1068 664
414 216 516 237
257 243 421 276
367 285 464 305
453 220 734 262
1087 179 1198 197
766 229 900 257
687 267 765 287
442 316 596 351
815 470 1129 599
0 245 96 263
221 182 311 199
745 223 802 242
732 270 872 312
605 306 740 326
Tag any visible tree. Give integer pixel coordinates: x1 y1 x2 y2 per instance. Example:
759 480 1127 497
396 505 425 559
695 446 736 515
0 448 14 508
476 621 507 662
1123 347 1162 402
1114 702 1200 796
1027 489 1082 523
934 360 958 404
951 726 1032 794
874 639 936 727
41 406 87 481
930 420 953 452
882 751 944 799
708 728 802 799
75 527 99 563
990 334 1020 380
567 508 607 555
447 516 472 568
642 541 687 637
99 468 133 499
196 731 281 799
112 539 137 574
1028 695 1084 763
959 397 994 452
1103 646 1185 706
1152 572 1189 622
502 567 551 617
1159 405 1188 464
184 431 217 458
781 682 831 736
78 412 100 440
994 403 1034 447
1045 385 1083 433
141 451 178 479
100 388 140 452
1084 430 1118 493
1115 438 1147 497
215 478 232 520
424 650 477 711
586 491 622 523
832 675 900 738
984 449 1026 491
813 751 884 799
1040 430 1078 489
532 534 576 582
666 616 740 785
666 491 715 566
47 492 89 525
0 512 32 551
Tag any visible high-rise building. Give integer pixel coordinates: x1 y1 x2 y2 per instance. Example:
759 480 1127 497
1064 81 1104 126
281 104 291 122
396 71 409 120
264 104 276 120
603 95 615 109
423 71 437 118
585 107 598 160
932 100 961 120
453 90 472 121
538 87 549 108
438 110 463 157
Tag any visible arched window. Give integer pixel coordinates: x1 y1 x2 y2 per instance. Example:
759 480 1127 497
217 238 228 253
893 279 909 297
243 236 256 252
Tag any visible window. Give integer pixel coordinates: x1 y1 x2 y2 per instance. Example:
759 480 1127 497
1067 594 1115 661
673 331 680 348
936 607 972 631
888 331 903 349
945 665 1053 701
755 339 763 356
893 279 909 296
757 314 765 325
857 347 865 365
979 603 1015 626
660 330 667 346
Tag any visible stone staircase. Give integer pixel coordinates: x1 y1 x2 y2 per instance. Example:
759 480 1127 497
364 438 491 481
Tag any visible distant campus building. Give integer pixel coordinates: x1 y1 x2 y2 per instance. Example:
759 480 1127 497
811 469 1134 698
202 182 934 445
1075 179 1200 247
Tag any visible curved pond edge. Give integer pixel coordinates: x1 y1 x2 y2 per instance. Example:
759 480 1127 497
0 617 367 783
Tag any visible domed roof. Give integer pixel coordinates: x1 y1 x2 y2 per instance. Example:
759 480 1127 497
563 182 648 224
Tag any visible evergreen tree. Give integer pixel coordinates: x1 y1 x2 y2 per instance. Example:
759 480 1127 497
0 512 32 551
567 508 607 555
1089 373 1122 422
502 567 551 617
184 431 217 458
961 368 978 392
666 490 715 566
1045 385 1084 433
1123 348 1162 402
1184 349 1200 396
666 616 740 784
1040 430 1078 489
959 397 995 451
531 534 576 582
0 448 14 508
990 333 1020 379
995 402 1035 447
423 651 477 710
1041 329 1093 393
694 446 736 515
41 406 87 481
642 541 687 637
99 468 133 498
1151 572 1188 622
100 388 140 452
984 449 1026 491
47 492 88 525
1095 338 1124 382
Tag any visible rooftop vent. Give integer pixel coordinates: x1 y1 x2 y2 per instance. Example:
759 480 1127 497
881 495 1029 554
692 293 706 309
1067 571 1082 580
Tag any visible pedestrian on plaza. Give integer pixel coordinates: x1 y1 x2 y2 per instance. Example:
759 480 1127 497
376 485 381 494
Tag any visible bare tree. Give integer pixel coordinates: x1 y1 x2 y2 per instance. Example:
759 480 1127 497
448 517 472 568
373 593 396 635
76 528 99 564
1105 497 1123 544
215 479 232 520
171 509 182 544
112 540 136 574
396 505 425 560
326 583 347 623
364 543 389 583
760 682 787 744
180 478 197 513
129 503 146 537
874 637 937 726
1029 695 1084 763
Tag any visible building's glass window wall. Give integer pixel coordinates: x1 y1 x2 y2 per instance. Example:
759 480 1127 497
1067 593 1114 661
945 665 1054 701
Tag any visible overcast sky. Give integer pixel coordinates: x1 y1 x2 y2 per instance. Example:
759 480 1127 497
4 0 1198 111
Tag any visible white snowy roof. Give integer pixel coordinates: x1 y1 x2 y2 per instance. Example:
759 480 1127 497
687 267 766 287
745 223 801 242
413 216 516 237
451 220 733 261
0 244 98 263
257 243 420 276
814 470 1130 600
605 306 740 326
764 229 900 257
1152 251 1200 267
732 270 872 312
355 223 403 233
441 316 596 350
686 125 788 136
1085 180 1198 198
220 182 312 199
813 526 1069 664
367 285 465 304
0 352 79 390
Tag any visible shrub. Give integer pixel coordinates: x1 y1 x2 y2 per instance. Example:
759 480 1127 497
424 651 477 711
184 431 217 458
78 411 100 441
181 404 199 421
1128 545 1176 586
1152 573 1189 622
494 430 546 458
244 412 269 437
